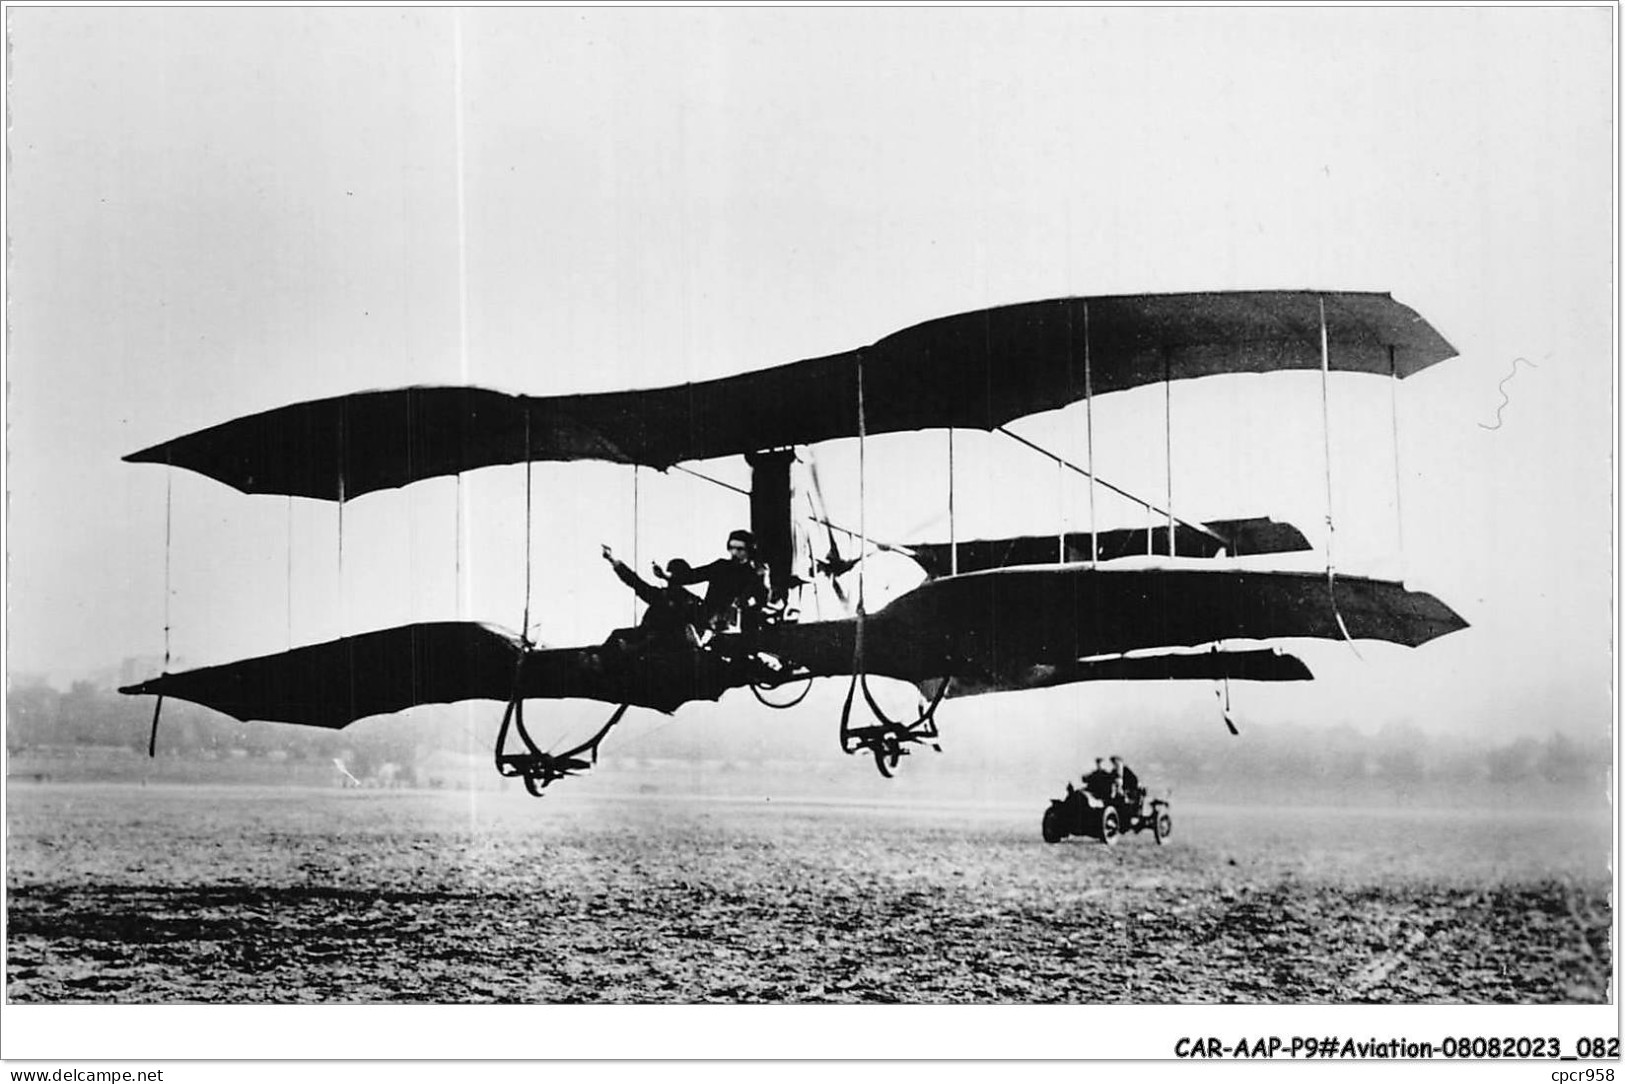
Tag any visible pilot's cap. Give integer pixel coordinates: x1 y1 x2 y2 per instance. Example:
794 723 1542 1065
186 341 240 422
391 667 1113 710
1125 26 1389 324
1109 755 1122 765
667 557 692 575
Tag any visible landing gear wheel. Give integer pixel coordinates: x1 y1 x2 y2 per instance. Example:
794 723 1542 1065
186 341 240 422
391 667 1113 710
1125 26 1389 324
1099 806 1119 845
1153 808 1172 845
871 733 902 778
1041 807 1064 844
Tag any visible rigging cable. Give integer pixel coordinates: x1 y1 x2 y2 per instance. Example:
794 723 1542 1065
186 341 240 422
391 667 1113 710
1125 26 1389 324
1317 297 1362 658
337 473 345 606
673 460 915 562
1215 657 1240 736
1164 351 1175 556
1084 300 1097 566
452 10 475 785
148 467 174 758
1388 344 1407 581
286 494 294 651
671 462 750 497
522 413 534 643
994 426 1225 549
839 349 870 757
454 474 463 619
857 351 868 610
833 350 947 767
948 429 957 576
630 464 640 626
1056 458 1065 563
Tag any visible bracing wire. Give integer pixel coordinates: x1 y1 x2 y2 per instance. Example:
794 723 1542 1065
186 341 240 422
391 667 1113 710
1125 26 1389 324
1216 674 1239 736
947 429 957 576
1317 297 1362 659
335 400 346 602
994 425 1224 547
286 495 294 650
454 473 463 619
1164 351 1175 557
336 475 345 603
630 464 640 626
1388 345 1407 581
1084 300 1097 566
149 468 175 757
522 414 534 644
672 462 750 497
856 350 868 609
1056 459 1065 563
163 470 173 674
841 350 871 752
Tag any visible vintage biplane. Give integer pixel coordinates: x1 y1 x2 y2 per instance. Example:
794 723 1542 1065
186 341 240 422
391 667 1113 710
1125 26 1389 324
120 291 1468 792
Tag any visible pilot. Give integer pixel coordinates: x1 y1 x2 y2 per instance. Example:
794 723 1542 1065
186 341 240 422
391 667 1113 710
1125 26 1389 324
653 529 771 633
1083 757 1113 802
602 529 769 643
1110 755 1142 811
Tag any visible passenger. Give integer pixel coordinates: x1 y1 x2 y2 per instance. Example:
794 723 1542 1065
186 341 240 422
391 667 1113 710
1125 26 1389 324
603 529 770 643
600 546 706 650
1110 755 1142 811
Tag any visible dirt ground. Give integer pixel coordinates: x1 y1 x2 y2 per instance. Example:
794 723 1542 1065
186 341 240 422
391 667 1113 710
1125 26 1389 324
5 779 1612 1003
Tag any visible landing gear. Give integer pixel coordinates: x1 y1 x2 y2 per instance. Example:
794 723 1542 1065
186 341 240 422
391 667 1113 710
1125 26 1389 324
839 673 949 778
495 691 629 797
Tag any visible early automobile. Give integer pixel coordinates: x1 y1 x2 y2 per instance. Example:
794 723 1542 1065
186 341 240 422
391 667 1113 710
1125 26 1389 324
1042 782 1170 845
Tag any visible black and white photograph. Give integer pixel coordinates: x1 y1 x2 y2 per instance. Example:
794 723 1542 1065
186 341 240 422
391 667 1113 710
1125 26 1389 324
3 4 1616 1069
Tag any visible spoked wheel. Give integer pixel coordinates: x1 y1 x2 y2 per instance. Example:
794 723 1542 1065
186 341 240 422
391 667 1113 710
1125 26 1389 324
1099 806 1120 845
1153 806 1172 845
1041 806 1065 844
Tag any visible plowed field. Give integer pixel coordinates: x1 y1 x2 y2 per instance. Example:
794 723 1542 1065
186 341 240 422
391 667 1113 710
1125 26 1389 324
6 781 1611 1003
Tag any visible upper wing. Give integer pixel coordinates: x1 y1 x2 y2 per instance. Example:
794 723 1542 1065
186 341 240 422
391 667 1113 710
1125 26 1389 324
124 291 1456 500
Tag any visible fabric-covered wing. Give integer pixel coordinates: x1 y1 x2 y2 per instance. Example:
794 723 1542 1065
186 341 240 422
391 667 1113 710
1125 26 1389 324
120 622 747 727
120 568 1466 729
124 291 1456 500
924 648 1314 701
118 622 528 729
755 567 1466 687
906 517 1312 576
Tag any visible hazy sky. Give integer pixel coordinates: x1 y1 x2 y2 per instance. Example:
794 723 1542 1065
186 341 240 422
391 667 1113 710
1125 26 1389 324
7 7 1613 744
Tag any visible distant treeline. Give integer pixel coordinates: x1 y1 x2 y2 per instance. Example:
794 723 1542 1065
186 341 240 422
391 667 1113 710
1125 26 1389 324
6 675 1611 793
6 678 433 780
